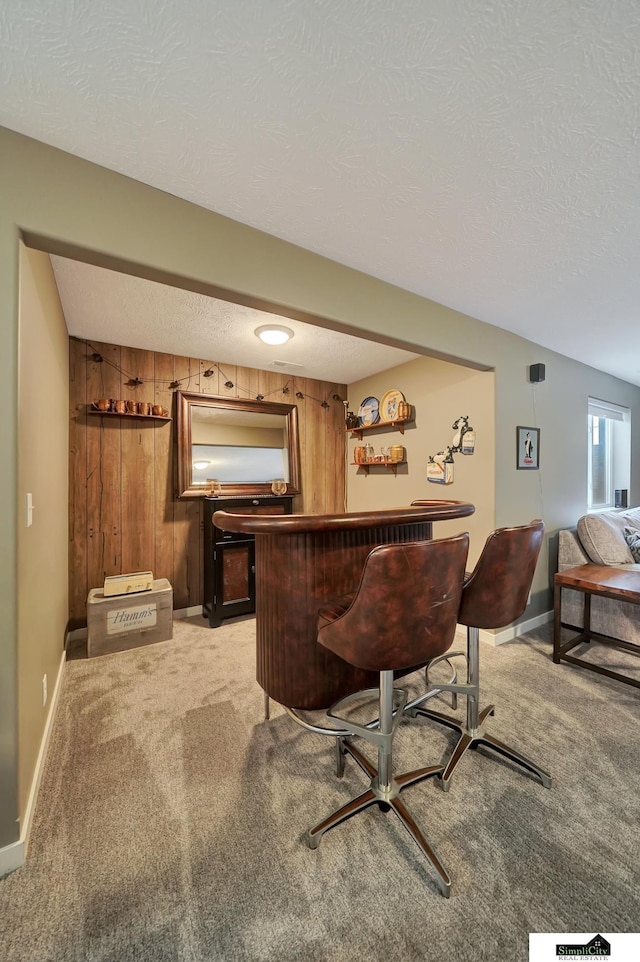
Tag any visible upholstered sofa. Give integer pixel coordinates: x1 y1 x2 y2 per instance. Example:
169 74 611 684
557 507 640 644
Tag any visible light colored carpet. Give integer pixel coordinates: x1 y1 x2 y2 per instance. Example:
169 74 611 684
1 616 639 961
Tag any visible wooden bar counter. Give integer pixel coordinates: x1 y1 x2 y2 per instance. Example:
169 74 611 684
213 501 475 711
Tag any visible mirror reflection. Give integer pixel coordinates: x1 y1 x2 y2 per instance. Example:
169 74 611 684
191 408 290 485
177 392 300 498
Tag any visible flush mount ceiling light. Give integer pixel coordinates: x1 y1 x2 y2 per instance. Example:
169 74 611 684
255 325 294 346
193 460 211 470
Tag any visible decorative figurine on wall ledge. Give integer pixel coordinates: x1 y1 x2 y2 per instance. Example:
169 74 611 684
451 415 475 454
345 410 360 429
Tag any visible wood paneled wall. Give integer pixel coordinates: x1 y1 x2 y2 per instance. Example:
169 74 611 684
69 337 346 627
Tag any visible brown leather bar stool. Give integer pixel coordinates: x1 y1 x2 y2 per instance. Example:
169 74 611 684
408 520 552 792
307 533 469 898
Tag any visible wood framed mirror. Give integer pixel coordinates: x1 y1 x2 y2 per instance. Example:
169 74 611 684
176 391 301 498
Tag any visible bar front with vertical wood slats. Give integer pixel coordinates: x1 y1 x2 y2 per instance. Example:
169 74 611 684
213 501 475 711
256 523 434 709
69 337 347 628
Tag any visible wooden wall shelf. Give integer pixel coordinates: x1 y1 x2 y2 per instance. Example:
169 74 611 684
88 409 172 422
351 460 406 475
347 417 413 439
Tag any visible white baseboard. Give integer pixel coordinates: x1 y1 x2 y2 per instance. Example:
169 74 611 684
21 649 66 856
481 609 553 647
172 605 203 620
0 648 66 878
0 840 24 878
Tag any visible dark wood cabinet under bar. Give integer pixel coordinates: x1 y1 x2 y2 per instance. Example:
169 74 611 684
203 496 293 627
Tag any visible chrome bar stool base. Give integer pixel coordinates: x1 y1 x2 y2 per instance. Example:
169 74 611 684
408 620 551 792
412 702 552 792
307 677 452 898
307 738 450 897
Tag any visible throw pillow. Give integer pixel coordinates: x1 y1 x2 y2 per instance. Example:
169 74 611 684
577 514 634 565
623 526 640 563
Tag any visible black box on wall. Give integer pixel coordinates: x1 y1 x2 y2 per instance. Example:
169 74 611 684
529 363 546 383
615 489 628 508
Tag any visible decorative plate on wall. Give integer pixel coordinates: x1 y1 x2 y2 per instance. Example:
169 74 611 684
379 389 405 422
357 396 380 426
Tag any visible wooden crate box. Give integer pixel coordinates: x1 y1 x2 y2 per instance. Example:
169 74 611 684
87 578 173 657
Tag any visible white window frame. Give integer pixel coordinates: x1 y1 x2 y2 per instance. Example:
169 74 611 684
587 398 630 511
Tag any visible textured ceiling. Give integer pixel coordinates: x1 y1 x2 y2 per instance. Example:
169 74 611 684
2 1 640 384
50 255 419 383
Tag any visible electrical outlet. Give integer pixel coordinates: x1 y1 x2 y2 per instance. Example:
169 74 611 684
42 674 47 708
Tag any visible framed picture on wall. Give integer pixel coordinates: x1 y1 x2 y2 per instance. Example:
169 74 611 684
516 426 540 470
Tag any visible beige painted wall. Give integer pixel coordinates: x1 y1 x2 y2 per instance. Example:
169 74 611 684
17 245 69 823
1 126 640 854
347 358 495 569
